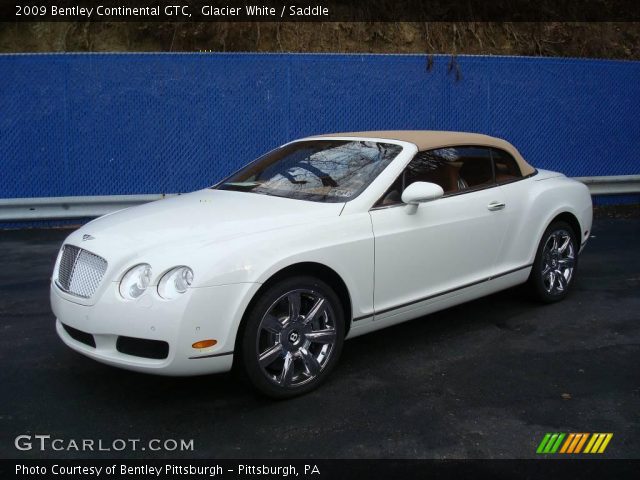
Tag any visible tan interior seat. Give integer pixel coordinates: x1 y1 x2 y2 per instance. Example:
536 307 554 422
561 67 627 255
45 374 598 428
417 163 460 193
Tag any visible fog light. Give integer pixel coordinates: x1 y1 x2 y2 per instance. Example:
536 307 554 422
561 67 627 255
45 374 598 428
192 339 217 349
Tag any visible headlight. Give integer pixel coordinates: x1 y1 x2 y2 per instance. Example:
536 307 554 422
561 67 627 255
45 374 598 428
119 264 152 300
158 266 194 300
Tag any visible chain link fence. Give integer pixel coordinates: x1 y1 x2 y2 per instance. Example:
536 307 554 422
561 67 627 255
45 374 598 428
1 53 638 204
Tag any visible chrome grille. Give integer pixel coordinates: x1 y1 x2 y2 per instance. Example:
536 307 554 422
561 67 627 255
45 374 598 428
56 245 108 299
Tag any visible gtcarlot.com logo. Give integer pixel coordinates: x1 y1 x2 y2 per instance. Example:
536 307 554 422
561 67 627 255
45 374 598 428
15 435 194 452
536 432 613 455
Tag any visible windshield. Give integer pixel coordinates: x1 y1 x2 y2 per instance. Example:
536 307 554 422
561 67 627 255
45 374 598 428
215 140 403 203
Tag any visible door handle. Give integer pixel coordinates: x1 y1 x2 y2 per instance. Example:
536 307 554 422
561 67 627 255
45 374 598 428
487 201 506 211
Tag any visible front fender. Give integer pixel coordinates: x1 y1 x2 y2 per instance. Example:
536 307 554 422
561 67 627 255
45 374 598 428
189 212 375 322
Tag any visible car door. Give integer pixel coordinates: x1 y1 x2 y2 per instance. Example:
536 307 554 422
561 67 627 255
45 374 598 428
369 146 509 320
487 147 534 271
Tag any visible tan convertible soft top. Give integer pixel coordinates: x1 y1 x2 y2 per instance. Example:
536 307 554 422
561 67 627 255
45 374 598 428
312 130 536 176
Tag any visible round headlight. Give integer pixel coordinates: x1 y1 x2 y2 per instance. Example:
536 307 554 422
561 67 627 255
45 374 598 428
158 266 194 300
119 264 152 300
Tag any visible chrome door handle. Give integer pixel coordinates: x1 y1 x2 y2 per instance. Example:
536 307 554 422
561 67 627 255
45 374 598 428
487 201 506 211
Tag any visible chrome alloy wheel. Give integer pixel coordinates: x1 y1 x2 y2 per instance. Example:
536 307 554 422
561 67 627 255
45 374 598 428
541 229 576 294
256 289 337 388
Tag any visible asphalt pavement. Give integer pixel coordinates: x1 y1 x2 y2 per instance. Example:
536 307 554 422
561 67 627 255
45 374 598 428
0 218 638 459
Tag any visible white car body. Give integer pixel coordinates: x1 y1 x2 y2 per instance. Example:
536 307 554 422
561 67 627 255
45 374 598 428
51 132 593 379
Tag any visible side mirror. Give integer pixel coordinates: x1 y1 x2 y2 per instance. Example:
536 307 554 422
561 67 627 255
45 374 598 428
401 182 444 205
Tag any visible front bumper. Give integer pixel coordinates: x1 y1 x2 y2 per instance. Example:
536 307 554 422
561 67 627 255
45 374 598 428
51 281 260 376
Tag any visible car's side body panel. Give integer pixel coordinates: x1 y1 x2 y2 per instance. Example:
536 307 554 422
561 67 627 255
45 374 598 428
195 211 378 327
495 171 593 273
347 170 592 339
347 266 531 339
369 186 510 318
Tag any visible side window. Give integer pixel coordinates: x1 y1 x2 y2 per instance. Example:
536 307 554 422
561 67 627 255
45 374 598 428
455 147 494 190
491 148 522 184
376 146 494 207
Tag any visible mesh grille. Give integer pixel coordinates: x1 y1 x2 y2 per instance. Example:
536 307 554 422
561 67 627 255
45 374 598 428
56 245 108 299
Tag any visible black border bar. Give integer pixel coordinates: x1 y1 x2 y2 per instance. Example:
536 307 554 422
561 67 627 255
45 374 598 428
3 1 640 22
4 459 640 479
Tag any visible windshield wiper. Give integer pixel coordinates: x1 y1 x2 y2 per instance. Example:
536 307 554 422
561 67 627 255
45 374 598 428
220 182 261 191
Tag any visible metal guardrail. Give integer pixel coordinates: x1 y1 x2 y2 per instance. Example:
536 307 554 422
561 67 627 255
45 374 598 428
0 176 638 222
572 175 640 196
0 194 177 221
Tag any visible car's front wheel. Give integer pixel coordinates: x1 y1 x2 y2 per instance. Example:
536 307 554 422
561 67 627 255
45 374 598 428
528 221 579 303
239 276 345 398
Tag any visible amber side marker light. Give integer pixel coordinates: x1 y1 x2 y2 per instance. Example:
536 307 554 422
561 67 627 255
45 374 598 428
192 340 217 349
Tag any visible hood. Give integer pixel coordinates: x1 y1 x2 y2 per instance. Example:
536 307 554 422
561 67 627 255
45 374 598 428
68 189 344 255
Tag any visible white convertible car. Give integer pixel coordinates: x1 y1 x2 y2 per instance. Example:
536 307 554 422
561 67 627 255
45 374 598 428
51 131 593 397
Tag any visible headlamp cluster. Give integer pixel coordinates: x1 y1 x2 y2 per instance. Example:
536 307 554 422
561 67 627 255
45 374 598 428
119 264 194 300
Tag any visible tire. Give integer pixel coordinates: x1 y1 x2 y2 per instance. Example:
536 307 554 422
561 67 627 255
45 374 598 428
239 275 345 398
528 220 579 303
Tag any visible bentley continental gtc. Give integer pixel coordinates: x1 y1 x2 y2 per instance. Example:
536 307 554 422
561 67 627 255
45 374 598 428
51 131 593 397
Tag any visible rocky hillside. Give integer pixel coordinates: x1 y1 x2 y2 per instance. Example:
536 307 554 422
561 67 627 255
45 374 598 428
1 22 639 59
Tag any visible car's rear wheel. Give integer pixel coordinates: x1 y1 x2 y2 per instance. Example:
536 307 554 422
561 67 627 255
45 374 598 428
528 221 578 303
239 276 344 398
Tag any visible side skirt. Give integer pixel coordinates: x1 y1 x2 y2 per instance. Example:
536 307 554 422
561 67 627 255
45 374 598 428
346 265 532 339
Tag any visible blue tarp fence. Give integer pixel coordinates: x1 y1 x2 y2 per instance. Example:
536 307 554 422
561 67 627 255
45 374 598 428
1 53 639 199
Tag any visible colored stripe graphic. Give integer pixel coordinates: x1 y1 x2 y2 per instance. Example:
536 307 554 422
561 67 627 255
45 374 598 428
536 433 552 454
544 434 559 453
584 433 614 454
536 433 566 454
550 433 566 453
567 433 583 453
537 433 613 454
559 433 575 453
597 434 614 453
584 434 598 453
574 433 589 453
